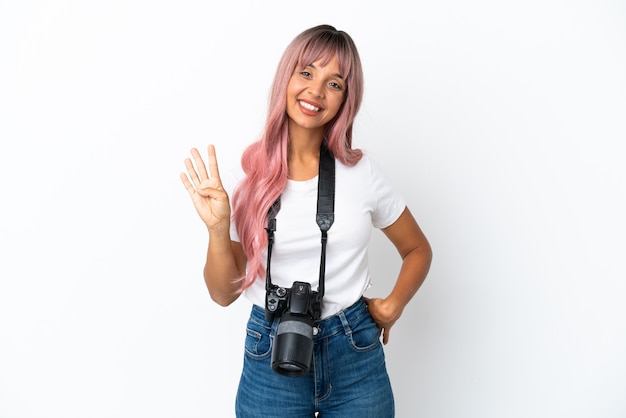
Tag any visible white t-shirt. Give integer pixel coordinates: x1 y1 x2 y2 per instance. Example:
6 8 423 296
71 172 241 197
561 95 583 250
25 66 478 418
227 153 406 318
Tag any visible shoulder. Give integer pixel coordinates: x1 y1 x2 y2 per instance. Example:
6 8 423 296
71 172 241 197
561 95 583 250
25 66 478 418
336 152 389 182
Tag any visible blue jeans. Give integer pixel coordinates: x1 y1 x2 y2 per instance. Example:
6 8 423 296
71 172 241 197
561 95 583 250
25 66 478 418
235 298 395 417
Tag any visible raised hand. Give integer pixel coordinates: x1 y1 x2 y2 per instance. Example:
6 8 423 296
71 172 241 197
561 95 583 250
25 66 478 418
180 145 231 231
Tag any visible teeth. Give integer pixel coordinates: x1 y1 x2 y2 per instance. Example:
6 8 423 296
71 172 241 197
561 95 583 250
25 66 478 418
300 101 320 112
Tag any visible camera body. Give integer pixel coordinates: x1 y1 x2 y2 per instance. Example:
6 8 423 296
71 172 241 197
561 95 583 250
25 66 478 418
265 281 321 322
265 281 321 377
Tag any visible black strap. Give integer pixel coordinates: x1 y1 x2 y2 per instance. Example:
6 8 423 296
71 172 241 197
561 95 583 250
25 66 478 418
265 144 335 298
315 145 335 298
264 197 281 292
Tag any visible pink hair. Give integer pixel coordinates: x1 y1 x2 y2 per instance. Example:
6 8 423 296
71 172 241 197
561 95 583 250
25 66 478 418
231 25 364 290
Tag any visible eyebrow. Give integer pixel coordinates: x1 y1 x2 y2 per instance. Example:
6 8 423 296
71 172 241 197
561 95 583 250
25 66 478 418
307 63 344 80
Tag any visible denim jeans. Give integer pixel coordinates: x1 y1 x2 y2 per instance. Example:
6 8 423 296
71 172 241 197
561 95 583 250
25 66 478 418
235 298 395 417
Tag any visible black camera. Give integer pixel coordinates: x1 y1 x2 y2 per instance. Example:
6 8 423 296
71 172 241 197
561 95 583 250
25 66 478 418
263 145 334 377
265 281 321 377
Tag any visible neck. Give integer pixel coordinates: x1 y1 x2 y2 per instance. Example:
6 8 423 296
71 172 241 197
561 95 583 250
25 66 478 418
287 128 323 181
288 124 324 156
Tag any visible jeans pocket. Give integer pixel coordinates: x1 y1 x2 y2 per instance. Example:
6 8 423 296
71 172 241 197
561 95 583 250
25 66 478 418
347 312 381 352
244 318 273 360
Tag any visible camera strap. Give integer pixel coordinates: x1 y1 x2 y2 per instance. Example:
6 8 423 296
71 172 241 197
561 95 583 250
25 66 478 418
265 143 335 298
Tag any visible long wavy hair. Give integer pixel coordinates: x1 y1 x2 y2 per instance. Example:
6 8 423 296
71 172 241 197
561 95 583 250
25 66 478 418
231 24 364 290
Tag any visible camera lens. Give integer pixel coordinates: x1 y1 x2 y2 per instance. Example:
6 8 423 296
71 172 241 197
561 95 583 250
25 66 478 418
271 312 314 377
276 363 302 373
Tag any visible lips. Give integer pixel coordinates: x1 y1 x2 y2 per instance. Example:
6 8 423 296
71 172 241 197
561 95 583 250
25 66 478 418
298 100 321 113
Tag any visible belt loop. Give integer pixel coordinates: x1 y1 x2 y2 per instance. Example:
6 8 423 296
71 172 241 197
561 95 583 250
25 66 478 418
338 310 352 336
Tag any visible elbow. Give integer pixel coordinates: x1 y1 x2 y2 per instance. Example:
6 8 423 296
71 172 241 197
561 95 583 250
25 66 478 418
208 288 240 307
203 265 243 307
406 240 433 270
406 238 432 260
425 241 433 262
423 241 433 269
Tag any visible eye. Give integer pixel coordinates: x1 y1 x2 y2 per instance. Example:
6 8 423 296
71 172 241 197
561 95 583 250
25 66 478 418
299 71 312 78
329 81 343 91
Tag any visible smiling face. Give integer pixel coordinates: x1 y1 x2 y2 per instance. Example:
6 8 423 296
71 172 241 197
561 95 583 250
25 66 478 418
285 55 346 137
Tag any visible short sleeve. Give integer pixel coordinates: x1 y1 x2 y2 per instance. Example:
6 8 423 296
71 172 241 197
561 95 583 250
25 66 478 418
368 157 406 229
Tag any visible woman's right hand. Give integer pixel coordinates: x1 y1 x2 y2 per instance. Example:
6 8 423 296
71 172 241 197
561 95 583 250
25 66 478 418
180 145 231 231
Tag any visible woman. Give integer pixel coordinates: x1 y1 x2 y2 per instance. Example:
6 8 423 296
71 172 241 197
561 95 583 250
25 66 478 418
181 24 432 418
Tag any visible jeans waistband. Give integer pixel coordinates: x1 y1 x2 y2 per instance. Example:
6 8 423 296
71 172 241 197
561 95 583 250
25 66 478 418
249 297 370 340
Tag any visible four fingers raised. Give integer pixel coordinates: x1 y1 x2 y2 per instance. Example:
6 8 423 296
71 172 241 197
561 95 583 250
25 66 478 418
180 144 223 192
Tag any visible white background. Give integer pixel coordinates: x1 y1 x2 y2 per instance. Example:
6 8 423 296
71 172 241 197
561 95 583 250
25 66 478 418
1 1 625 417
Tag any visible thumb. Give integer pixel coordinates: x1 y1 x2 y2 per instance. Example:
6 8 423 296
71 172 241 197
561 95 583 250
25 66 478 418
382 327 390 345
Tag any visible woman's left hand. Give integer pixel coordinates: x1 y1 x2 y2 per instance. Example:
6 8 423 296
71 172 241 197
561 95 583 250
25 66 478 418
363 297 402 345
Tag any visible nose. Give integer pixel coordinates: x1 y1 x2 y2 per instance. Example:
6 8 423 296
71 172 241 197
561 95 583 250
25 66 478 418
307 79 325 98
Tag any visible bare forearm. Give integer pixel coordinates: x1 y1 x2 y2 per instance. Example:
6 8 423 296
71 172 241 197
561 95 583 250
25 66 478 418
386 244 432 315
203 228 245 306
